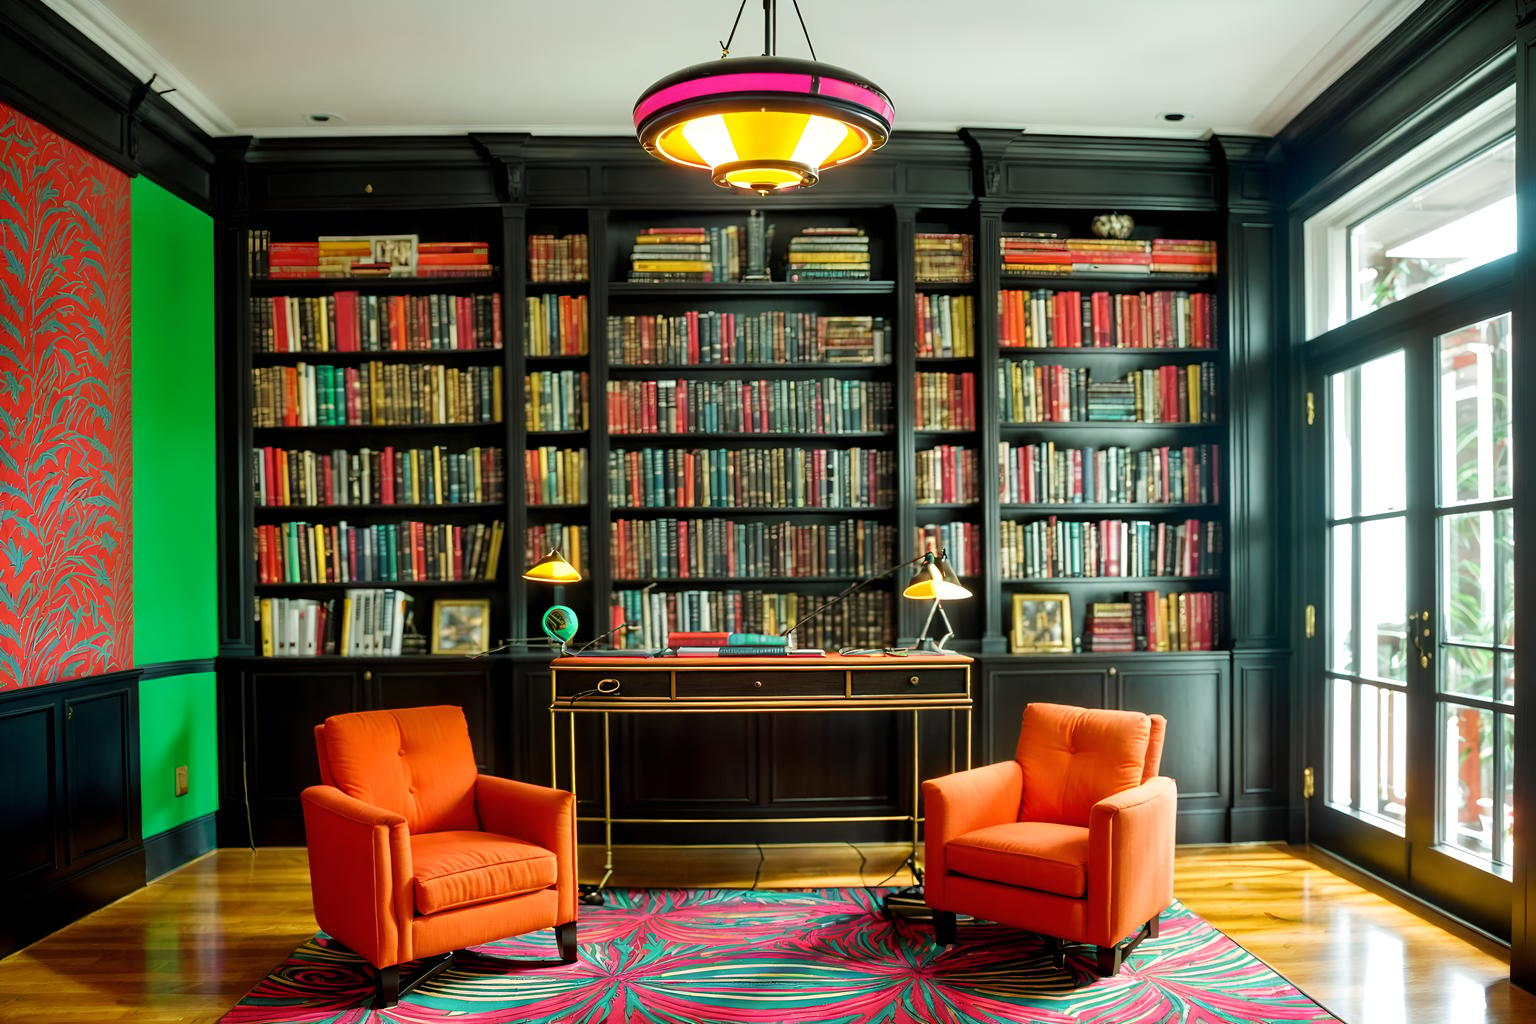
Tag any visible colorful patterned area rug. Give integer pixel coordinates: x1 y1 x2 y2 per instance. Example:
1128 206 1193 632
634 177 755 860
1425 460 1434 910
223 888 1338 1023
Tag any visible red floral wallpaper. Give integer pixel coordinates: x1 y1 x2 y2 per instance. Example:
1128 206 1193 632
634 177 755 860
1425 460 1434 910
0 101 133 689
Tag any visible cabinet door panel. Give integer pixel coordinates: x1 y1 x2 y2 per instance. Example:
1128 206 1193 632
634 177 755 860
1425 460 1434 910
983 668 1111 762
249 670 362 805
767 712 898 807
1119 666 1228 801
0 703 57 882
65 689 133 862
373 667 492 769
626 714 757 806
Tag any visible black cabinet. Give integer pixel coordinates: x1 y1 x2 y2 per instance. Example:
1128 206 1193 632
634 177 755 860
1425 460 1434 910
0 671 143 958
218 658 510 846
978 653 1233 843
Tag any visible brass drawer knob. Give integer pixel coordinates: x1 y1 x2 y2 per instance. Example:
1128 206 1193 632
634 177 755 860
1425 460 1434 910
364 183 373 194
363 670 373 682
1108 666 1118 677
909 675 920 686
753 680 763 688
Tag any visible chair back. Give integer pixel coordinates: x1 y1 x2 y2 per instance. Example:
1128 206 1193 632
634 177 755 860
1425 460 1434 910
1014 702 1163 827
314 705 479 834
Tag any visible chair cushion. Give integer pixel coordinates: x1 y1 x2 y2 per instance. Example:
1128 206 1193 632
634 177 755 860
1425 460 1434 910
411 831 558 915
1016 703 1151 827
318 706 479 834
946 821 1089 898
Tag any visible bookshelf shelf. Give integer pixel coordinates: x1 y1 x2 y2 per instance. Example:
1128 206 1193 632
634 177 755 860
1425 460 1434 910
915 281 976 293
251 276 499 294
526 280 590 293
254 502 502 514
999 502 1221 513
252 349 504 363
609 362 892 373
998 422 1217 433
997 348 1217 359
612 506 895 516
255 580 500 590
606 431 894 443
613 576 869 585
254 423 503 433
998 272 1215 288
607 281 897 297
1001 576 1225 585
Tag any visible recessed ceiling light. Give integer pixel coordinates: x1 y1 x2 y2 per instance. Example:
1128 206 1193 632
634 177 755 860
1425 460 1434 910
1161 112 1187 123
306 112 342 124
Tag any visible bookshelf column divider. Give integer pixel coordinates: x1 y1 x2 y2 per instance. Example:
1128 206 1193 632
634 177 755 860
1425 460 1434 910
588 207 613 633
893 205 919 644
975 201 1005 652
503 204 529 646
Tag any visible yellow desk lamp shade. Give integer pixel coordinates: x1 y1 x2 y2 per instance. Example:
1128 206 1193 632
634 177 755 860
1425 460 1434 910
903 553 970 602
523 548 582 584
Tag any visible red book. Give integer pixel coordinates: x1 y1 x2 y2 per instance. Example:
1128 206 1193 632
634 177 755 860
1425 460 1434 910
669 631 729 647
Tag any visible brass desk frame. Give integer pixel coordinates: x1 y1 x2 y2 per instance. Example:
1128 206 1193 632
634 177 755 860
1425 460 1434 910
549 655 973 896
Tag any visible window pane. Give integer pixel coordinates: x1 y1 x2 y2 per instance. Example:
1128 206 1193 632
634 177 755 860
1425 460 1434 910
1362 683 1407 823
1438 313 1512 504
1359 351 1406 515
1501 651 1516 707
1360 516 1407 681
1442 510 1495 644
1442 644 1494 701
1329 525 1355 673
1499 508 1514 649
1330 371 1355 520
1503 714 1515 864
1351 136 1515 319
1329 677 1353 806
1442 703 1495 860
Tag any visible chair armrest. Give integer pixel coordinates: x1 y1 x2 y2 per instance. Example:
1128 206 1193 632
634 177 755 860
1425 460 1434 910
921 760 1023 909
300 785 414 968
476 775 577 923
1087 775 1177 947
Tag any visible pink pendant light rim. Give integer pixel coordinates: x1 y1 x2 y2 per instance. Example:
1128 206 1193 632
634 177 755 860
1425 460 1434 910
634 70 895 129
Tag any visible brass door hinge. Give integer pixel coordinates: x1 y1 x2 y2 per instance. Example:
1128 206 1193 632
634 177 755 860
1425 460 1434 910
1306 391 1315 426
1303 766 1315 799
1304 604 1316 638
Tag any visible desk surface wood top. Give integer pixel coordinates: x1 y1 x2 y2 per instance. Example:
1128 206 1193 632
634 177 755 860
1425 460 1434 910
553 653 974 669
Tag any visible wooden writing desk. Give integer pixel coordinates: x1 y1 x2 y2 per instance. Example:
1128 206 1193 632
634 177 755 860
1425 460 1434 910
550 652 973 899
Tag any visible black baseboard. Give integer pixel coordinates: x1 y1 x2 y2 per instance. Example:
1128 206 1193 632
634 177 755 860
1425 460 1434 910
144 813 217 881
0 845 145 959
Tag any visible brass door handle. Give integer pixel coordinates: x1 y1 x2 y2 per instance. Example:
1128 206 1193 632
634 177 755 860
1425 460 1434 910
1410 609 1433 669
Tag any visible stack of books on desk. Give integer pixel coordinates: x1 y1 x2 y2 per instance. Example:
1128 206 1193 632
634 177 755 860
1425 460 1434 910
667 631 824 657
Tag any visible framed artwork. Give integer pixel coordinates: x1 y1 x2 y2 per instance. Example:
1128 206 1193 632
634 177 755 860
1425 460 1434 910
370 234 419 276
431 598 491 655
1011 593 1073 653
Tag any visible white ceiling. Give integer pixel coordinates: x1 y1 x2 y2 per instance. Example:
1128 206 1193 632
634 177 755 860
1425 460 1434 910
47 0 1422 140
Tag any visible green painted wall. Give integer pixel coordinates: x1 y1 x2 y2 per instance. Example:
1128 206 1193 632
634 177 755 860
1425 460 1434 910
131 176 218 838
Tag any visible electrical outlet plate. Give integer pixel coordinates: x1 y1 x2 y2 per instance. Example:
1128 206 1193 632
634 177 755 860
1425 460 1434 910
175 765 189 797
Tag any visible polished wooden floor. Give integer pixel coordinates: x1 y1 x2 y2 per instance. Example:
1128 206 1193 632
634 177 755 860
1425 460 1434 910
0 843 1531 1023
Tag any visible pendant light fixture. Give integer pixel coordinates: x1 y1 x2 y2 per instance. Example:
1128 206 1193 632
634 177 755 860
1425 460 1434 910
633 0 893 195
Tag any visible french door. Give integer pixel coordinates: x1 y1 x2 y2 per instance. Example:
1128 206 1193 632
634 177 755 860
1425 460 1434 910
1303 273 1514 936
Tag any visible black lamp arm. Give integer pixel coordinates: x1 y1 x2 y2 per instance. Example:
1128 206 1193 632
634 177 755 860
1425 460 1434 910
778 552 929 644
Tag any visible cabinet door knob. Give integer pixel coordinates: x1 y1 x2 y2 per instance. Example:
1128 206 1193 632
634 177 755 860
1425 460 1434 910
1108 666 1118 677
363 670 373 682
364 183 373 194
909 675 921 686
753 680 763 689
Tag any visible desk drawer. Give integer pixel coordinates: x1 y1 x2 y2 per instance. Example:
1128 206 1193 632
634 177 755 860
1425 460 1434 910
849 668 968 697
554 670 670 700
675 670 844 698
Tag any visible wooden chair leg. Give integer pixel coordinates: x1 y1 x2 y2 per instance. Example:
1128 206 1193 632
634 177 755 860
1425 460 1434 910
556 921 579 963
932 910 957 946
1044 935 1065 969
1147 912 1160 939
1095 944 1123 977
375 965 400 1008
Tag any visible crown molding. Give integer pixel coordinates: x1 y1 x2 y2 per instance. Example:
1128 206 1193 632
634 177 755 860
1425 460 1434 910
39 0 232 134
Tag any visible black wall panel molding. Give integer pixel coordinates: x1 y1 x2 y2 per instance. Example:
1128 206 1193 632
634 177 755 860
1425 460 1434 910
0 0 214 208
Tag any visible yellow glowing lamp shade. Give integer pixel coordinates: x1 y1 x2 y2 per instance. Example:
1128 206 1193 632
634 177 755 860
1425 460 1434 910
903 554 971 602
635 56 893 195
522 548 582 584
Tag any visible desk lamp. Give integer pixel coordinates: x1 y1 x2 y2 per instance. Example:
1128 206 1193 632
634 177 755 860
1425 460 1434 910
902 551 971 653
523 549 582 654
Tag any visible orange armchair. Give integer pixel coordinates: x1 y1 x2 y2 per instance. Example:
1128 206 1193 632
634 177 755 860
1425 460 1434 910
301 705 577 1007
923 702 1174 976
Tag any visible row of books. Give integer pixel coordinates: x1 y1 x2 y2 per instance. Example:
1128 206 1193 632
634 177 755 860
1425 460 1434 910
998 443 1220 505
525 447 588 505
607 448 895 509
525 524 588 577
526 370 589 431
786 227 871 281
607 312 888 366
611 518 895 580
998 289 1216 349
250 233 493 279
606 379 892 436
915 372 976 431
662 631 810 657
1085 591 1222 652
916 445 979 505
528 233 589 282
613 588 891 652
258 590 419 657
253 445 504 507
915 233 974 283
999 516 1222 579
915 523 981 576
996 361 1218 424
1000 235 1216 277
254 520 505 584
252 363 503 428
252 293 503 353
626 225 744 283
916 293 975 358
525 294 588 356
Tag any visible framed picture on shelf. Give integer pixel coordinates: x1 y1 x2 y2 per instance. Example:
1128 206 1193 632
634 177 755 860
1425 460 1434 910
1011 593 1073 653
371 234 419 276
431 598 491 655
